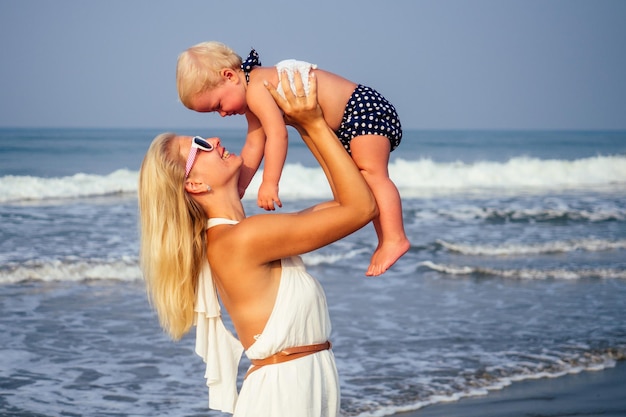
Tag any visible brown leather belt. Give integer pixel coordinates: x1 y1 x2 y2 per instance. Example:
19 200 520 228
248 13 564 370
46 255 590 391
245 341 332 379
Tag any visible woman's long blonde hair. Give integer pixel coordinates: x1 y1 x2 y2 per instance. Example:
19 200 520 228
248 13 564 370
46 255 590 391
176 41 242 108
138 133 207 340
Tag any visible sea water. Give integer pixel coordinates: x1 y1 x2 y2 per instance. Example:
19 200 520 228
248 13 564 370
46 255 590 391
1 128 625 416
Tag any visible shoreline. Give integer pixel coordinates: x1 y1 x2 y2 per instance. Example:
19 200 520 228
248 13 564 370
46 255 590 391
392 360 626 417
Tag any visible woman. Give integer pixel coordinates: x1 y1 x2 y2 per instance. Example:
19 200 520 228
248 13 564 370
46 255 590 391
138 72 377 416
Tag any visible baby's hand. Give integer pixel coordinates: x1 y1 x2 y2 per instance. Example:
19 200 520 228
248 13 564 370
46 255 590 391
257 181 282 211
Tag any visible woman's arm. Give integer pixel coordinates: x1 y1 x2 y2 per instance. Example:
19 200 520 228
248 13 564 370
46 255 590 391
233 71 377 264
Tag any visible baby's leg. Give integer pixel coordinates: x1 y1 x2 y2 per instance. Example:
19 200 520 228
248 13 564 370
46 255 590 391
350 135 410 276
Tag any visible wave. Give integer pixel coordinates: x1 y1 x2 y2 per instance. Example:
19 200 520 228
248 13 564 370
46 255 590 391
420 205 626 223
0 169 137 203
392 154 626 195
302 248 369 266
0 253 364 285
14 255 624 285
438 238 626 256
418 261 626 280
352 349 625 417
2 155 625 203
0 257 141 285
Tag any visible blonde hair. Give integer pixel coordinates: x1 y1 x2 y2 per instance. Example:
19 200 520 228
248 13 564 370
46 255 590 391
176 41 242 108
138 133 207 340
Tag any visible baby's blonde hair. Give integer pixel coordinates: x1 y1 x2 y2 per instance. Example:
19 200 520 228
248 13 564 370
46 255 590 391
176 41 242 108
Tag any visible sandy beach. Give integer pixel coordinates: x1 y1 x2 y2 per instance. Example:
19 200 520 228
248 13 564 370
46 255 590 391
396 360 626 417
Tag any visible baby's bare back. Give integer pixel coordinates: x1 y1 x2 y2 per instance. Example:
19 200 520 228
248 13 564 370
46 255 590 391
312 69 358 131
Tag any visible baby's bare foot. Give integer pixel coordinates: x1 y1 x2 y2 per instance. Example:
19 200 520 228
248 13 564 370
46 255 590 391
365 238 410 276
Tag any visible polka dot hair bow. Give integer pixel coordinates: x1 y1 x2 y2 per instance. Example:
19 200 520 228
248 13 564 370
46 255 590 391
241 48 261 84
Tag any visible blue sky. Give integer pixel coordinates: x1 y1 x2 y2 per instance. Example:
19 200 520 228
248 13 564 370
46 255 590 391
1 0 625 130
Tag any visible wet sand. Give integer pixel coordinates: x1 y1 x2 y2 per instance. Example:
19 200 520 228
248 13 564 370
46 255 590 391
395 360 626 417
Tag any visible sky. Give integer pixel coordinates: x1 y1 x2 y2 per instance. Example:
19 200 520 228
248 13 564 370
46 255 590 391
1 0 625 130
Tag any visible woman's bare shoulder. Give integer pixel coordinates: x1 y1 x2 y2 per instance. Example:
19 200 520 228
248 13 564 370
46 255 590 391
207 219 267 267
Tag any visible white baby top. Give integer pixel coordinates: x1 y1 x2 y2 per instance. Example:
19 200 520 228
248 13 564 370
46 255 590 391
275 59 318 98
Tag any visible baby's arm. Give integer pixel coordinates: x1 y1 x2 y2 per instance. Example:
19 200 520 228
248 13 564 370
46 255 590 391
246 80 289 211
238 113 265 198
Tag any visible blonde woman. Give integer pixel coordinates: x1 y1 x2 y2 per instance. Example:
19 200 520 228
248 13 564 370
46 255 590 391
138 72 376 416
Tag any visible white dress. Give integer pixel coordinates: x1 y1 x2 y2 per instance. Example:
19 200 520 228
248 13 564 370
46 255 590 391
195 218 340 417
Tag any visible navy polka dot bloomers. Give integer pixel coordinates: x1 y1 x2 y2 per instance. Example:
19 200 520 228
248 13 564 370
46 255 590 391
334 84 402 154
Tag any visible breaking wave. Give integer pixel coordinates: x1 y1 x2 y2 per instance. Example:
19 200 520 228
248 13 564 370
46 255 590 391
418 261 626 280
2 155 625 203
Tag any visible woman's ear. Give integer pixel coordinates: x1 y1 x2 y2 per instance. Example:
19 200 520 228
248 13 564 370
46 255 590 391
184 181 205 194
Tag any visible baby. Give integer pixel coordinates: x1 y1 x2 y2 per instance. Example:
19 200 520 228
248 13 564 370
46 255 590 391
176 41 409 276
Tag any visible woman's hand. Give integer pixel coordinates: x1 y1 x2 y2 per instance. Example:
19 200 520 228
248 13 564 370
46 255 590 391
264 70 325 131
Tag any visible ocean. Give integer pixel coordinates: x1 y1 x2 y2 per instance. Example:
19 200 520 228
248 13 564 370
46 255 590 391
1 127 625 417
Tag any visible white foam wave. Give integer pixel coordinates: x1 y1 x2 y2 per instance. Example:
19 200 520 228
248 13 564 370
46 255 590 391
302 248 369 266
353 352 622 417
0 251 367 285
391 155 626 197
438 238 626 256
2 155 625 203
0 169 137 203
418 261 626 280
0 257 141 285
427 206 626 222
250 163 332 199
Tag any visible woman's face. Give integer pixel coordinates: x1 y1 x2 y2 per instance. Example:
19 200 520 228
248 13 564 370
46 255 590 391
179 135 242 185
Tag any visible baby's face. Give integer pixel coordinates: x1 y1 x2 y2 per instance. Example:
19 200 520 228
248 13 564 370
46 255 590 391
189 82 247 117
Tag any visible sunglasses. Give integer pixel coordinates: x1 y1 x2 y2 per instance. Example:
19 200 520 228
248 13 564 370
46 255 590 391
185 136 215 178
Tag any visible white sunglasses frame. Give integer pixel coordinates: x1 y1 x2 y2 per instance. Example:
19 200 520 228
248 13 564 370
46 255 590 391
184 136 215 178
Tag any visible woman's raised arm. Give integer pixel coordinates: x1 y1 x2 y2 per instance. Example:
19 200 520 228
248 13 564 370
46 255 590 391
232 71 377 264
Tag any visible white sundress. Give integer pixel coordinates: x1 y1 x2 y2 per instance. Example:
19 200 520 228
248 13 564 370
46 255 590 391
194 218 340 417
